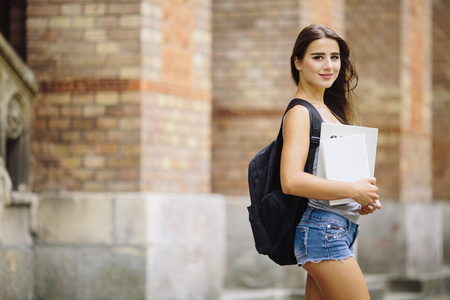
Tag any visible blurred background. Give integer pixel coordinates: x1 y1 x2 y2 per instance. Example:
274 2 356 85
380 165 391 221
0 0 448 299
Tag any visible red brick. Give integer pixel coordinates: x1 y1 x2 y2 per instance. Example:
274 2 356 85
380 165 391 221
97 118 118 129
27 5 59 17
120 145 140 156
61 107 81 117
107 157 139 168
83 131 106 142
61 4 82 15
72 119 94 130
96 170 119 180
61 132 81 142
71 144 92 155
107 3 140 15
83 155 106 168
95 143 118 155
48 119 70 130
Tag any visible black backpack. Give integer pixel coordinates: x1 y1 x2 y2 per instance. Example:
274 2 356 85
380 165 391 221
247 98 322 265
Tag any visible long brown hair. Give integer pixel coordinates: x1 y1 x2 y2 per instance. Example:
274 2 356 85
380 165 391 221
290 25 359 125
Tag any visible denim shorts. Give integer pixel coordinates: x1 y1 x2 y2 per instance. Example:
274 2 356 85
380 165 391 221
294 207 359 266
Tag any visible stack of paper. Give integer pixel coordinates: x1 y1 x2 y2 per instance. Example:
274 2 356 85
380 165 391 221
317 123 378 206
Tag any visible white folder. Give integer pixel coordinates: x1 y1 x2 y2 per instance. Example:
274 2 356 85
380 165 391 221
317 123 378 206
320 134 370 205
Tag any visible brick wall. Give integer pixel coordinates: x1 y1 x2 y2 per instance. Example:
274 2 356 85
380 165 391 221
212 0 299 195
346 0 402 199
398 0 432 201
298 0 345 35
213 0 440 201
346 0 433 201
433 0 450 200
28 0 212 193
211 1 347 195
22 0 450 198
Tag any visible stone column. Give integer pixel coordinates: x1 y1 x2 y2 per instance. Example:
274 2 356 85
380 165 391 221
433 0 450 264
399 0 433 203
27 1 225 299
432 1 450 200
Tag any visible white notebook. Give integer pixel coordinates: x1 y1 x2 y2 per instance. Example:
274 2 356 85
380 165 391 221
317 123 378 179
317 123 378 206
320 134 371 205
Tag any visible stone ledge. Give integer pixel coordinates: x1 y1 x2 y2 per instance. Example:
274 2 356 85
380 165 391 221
388 266 450 299
8 191 38 206
0 33 38 95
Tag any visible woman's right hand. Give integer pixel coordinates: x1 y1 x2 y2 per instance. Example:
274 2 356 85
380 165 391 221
352 177 379 206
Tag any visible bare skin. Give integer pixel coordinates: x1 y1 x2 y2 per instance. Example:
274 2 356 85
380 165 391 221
303 258 371 300
280 37 380 300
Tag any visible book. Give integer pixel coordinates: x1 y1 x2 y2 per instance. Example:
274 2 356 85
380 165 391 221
317 123 378 206
320 134 371 205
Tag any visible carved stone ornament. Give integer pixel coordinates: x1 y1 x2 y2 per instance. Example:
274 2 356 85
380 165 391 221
6 97 25 140
0 157 12 206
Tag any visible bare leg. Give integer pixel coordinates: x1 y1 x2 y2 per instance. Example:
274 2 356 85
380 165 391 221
303 257 370 300
305 272 324 300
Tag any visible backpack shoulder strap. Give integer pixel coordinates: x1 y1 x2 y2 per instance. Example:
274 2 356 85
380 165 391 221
276 98 323 174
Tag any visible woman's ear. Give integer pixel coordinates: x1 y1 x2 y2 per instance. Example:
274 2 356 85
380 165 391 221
294 56 301 71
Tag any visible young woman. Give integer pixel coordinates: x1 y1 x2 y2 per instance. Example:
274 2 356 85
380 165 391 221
280 25 381 300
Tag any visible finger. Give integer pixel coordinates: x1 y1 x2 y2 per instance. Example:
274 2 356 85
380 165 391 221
358 207 367 215
365 206 374 213
374 200 382 209
372 191 379 202
361 205 374 214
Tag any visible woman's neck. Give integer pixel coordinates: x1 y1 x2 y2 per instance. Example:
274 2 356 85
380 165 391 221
294 88 325 104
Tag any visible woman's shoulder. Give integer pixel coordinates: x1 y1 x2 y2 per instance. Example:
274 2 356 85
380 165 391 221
284 104 311 123
283 104 311 134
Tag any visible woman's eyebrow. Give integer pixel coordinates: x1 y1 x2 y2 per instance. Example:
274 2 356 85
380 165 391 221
310 52 340 56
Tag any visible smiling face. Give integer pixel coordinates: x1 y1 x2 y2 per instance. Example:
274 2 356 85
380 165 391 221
295 37 341 91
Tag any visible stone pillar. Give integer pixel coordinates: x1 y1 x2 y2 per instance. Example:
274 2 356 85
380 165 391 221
347 0 440 276
432 1 450 200
433 0 450 264
399 0 433 202
26 1 225 299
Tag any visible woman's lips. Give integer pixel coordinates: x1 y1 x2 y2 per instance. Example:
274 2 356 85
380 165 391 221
320 74 333 79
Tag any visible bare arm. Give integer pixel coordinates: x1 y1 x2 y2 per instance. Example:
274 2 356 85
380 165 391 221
279 105 379 206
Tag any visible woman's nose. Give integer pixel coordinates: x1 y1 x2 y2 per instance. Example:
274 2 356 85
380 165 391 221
323 59 332 70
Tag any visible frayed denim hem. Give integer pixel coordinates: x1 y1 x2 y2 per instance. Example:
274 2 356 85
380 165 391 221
297 254 355 267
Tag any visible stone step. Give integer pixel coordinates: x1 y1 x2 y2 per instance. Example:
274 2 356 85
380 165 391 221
220 288 304 300
221 276 386 300
383 292 422 300
387 266 450 298
220 268 450 300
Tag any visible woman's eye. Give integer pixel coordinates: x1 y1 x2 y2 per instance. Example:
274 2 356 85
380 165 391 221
313 56 323 60
331 56 340 60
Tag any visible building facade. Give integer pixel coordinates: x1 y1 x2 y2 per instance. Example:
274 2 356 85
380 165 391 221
0 0 449 299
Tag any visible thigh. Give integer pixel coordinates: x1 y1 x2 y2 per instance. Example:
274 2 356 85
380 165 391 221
303 257 370 300
305 273 324 300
